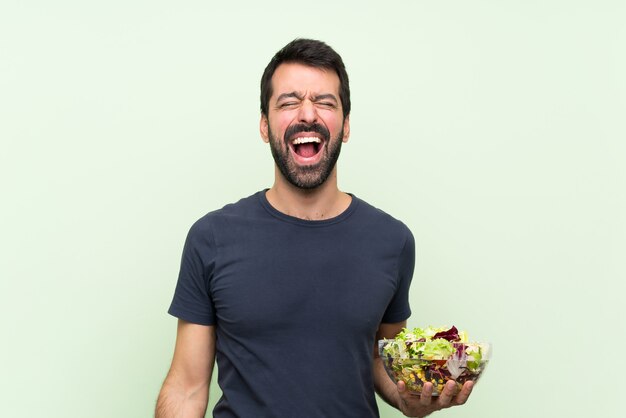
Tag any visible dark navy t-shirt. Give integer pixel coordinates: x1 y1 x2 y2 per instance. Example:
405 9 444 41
169 191 415 417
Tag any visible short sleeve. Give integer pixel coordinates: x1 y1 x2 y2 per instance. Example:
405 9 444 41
168 220 217 325
381 228 415 323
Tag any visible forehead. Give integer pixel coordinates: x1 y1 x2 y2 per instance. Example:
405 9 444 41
270 62 340 100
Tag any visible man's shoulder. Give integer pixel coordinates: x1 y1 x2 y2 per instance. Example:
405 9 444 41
211 191 264 216
353 195 412 234
189 190 265 232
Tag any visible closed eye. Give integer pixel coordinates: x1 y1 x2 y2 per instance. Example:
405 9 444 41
279 101 299 108
316 102 336 109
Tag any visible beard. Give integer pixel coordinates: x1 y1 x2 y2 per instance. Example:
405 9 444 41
268 122 343 190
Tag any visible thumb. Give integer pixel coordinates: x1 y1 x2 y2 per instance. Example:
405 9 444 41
397 380 407 394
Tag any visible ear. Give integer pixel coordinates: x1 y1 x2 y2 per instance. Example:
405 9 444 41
260 114 269 143
342 115 350 143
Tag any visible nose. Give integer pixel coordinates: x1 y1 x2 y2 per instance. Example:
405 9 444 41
298 100 318 124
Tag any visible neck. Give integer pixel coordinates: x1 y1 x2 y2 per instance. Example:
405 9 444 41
265 167 351 220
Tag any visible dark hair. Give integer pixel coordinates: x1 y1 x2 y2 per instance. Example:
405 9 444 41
260 38 351 119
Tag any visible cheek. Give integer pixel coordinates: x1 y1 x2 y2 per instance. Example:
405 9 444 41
320 114 343 135
272 114 295 137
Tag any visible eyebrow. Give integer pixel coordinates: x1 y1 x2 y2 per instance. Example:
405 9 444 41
311 94 338 103
276 92 304 102
275 92 338 103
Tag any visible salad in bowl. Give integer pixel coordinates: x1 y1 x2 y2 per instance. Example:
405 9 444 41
378 325 490 396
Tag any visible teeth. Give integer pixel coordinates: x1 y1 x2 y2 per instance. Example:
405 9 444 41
292 136 321 145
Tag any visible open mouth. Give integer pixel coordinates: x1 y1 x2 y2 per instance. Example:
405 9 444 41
284 123 329 162
291 136 323 158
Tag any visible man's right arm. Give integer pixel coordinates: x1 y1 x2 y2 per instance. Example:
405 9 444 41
156 319 216 418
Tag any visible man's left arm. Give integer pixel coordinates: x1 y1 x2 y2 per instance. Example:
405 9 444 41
373 321 474 418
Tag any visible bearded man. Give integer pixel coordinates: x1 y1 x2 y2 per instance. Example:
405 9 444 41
156 38 473 418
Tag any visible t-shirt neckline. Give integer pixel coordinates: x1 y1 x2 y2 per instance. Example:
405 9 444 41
257 189 359 227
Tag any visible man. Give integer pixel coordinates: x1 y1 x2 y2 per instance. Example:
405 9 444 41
156 38 473 417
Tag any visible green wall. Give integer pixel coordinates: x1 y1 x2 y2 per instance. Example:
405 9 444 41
1 1 624 417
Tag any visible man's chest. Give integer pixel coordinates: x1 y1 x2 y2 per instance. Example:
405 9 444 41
208 227 400 338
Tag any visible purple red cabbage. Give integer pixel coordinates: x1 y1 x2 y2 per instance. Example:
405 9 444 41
433 326 460 341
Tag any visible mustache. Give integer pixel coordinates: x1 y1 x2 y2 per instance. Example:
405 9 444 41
284 123 330 142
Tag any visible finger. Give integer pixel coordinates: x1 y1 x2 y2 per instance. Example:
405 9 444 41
437 381 457 406
454 381 474 405
396 381 409 411
397 380 407 394
419 382 434 405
